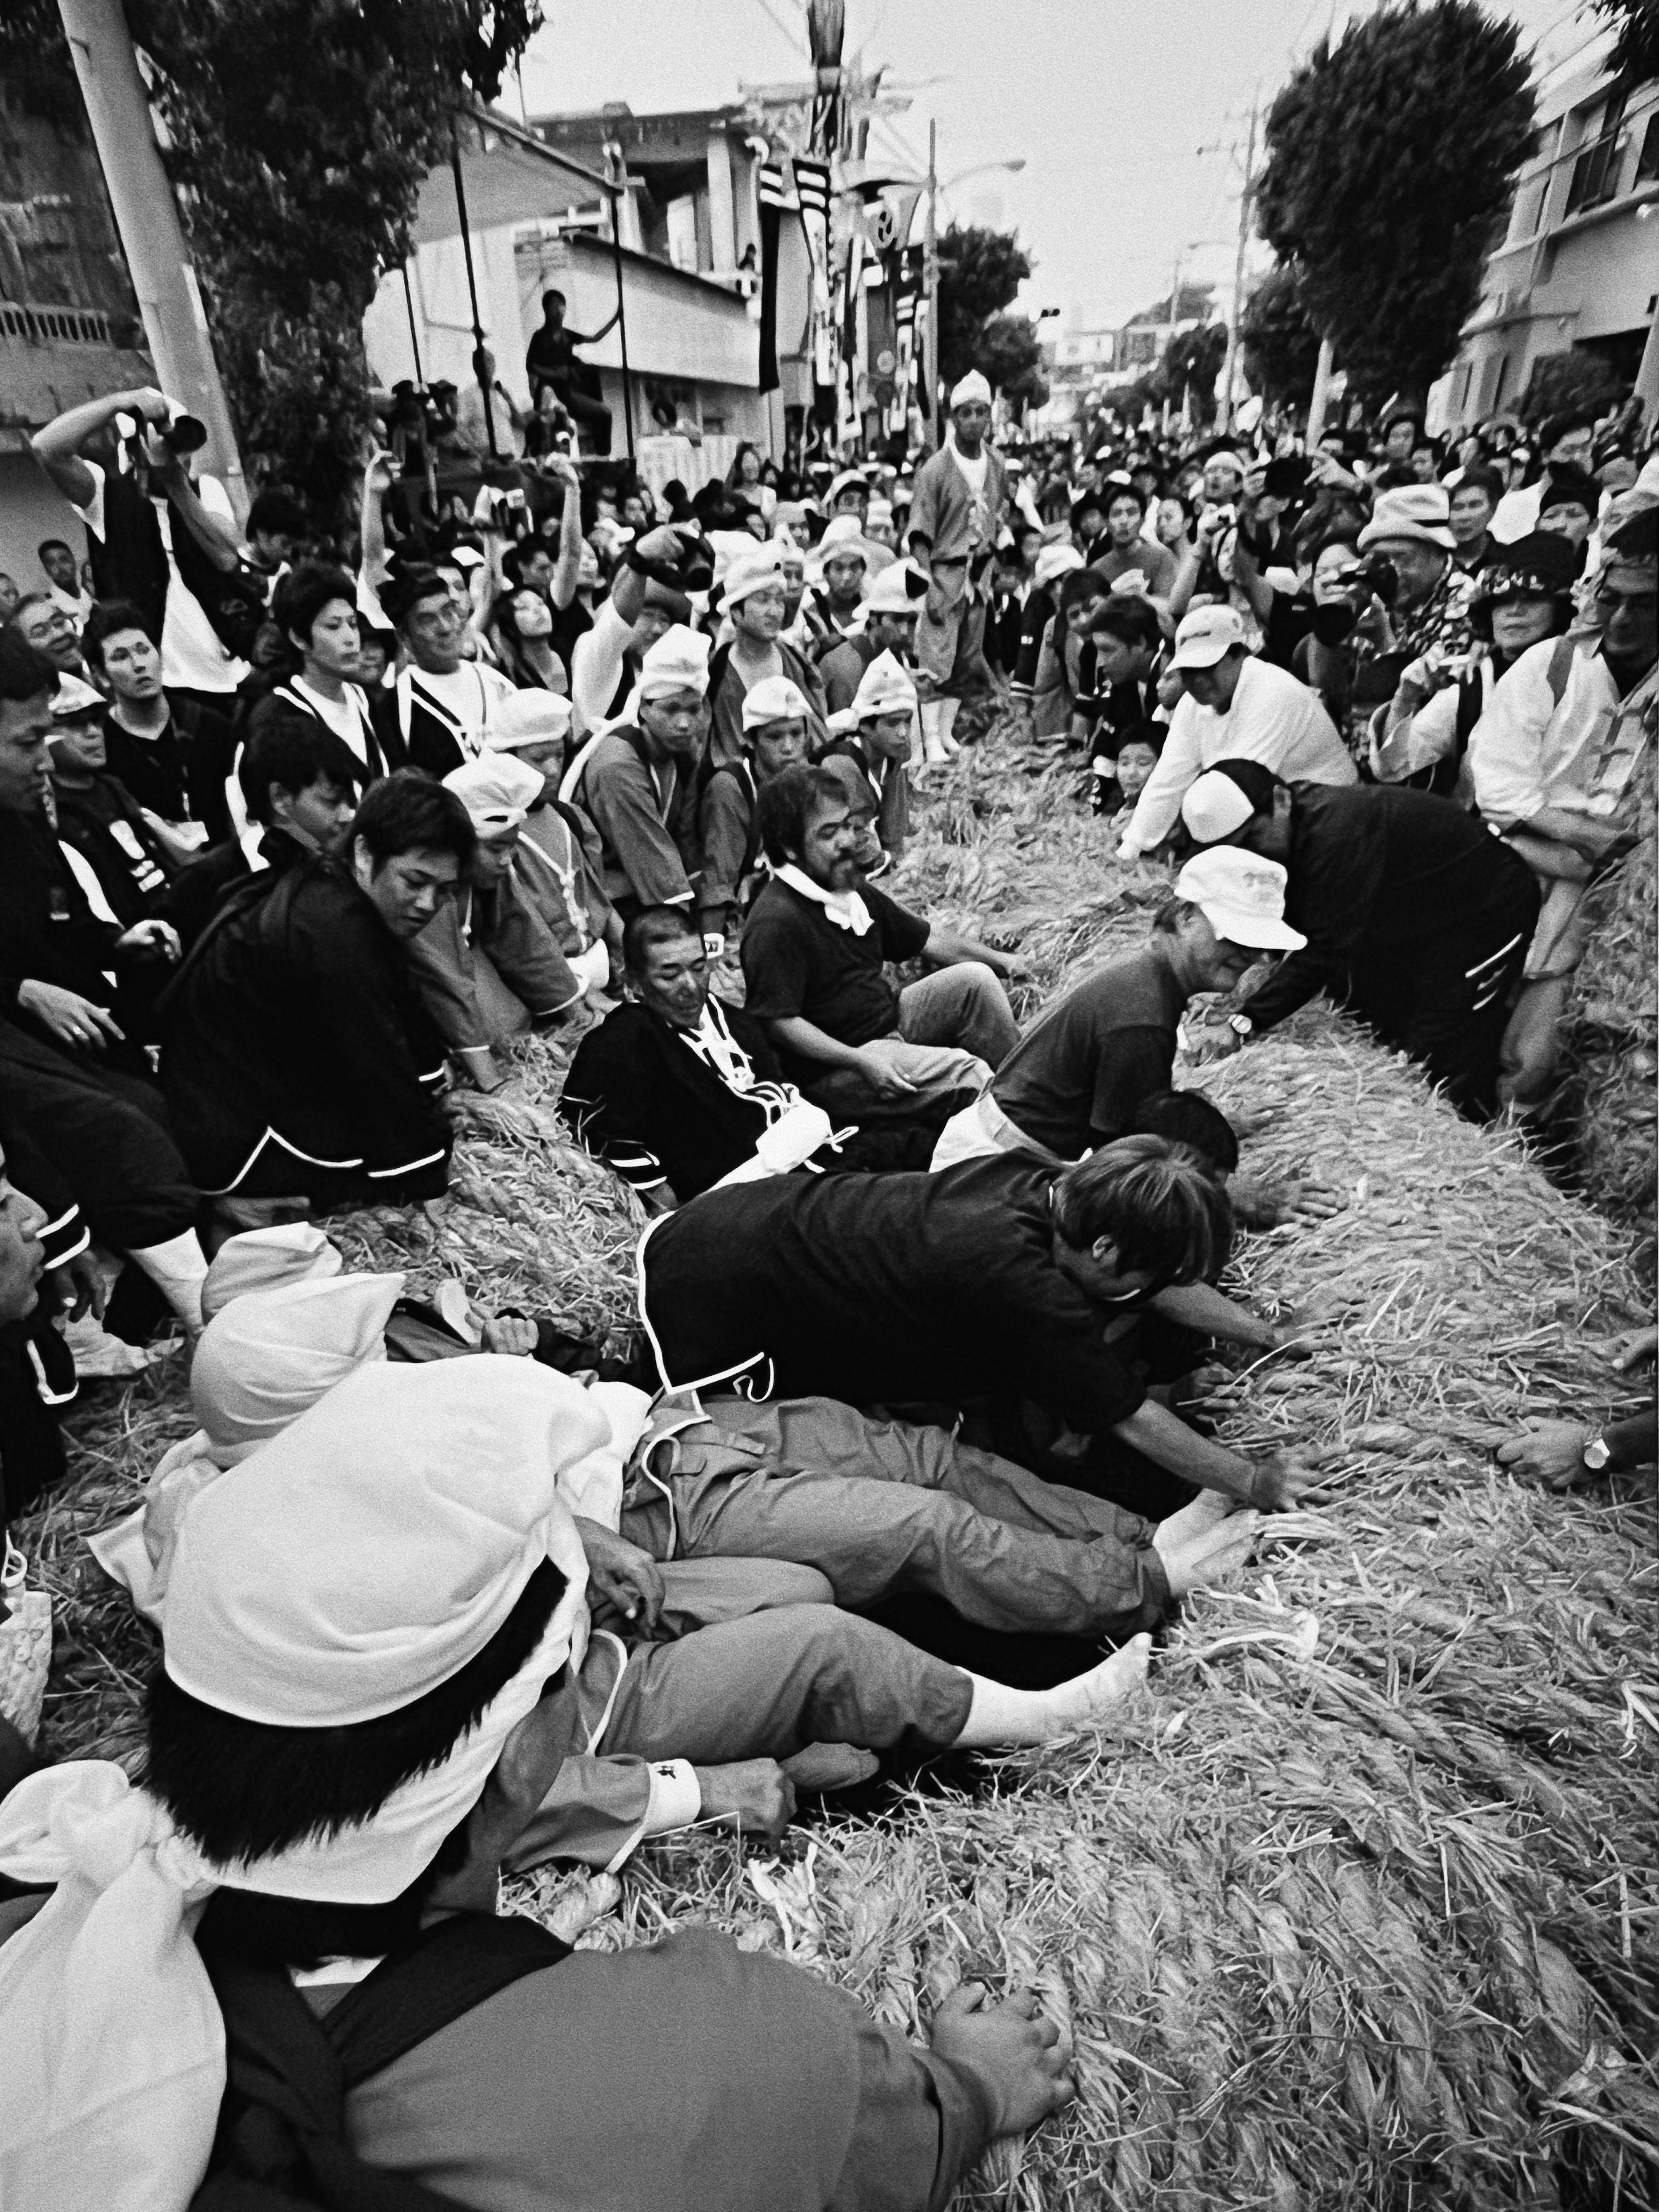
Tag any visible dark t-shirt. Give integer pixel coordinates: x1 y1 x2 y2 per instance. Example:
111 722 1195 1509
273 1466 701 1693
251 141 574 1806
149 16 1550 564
992 944 1185 1158
741 877 930 1066
640 1152 1146 1432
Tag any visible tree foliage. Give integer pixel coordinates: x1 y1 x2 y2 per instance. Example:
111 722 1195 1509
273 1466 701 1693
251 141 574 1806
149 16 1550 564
1519 347 1628 427
1255 1 1534 404
1160 322 1227 427
936 222 1032 390
1240 265 1322 407
1593 0 1659 83
976 311 1049 412
4 0 541 522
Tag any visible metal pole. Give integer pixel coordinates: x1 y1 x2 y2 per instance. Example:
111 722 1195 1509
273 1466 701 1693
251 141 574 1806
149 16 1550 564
449 116 498 460
56 0 247 521
1307 334 1336 447
925 117 940 443
400 264 425 387
1219 95 1258 434
608 183 637 462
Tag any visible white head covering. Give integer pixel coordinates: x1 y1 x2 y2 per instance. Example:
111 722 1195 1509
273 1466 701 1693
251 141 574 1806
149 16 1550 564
191 1273 404 1462
850 648 917 722
637 623 712 701
950 369 992 407
485 689 573 751
861 562 922 616
443 751 543 835
1034 541 1085 588
0 1356 606 2212
741 674 812 731
1181 768 1260 845
199 1224 343 1324
721 546 787 607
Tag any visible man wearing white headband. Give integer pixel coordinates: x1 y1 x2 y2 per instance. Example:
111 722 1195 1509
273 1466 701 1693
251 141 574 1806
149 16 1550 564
563 623 710 919
908 367 1009 763
0 1351 1086 2212
698 672 814 940
805 513 873 647
819 556 925 715
820 648 918 868
706 546 827 816
397 755 588 1091
484 690 618 999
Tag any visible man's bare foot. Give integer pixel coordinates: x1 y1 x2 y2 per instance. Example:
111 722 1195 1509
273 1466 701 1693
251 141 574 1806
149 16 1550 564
1041 1633 1152 1734
931 1984 1076 2136
1152 1503 1259 1596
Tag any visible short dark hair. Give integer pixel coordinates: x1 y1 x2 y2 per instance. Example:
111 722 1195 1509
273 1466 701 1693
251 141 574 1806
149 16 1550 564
350 767 476 868
36 538 73 561
1059 568 1110 616
384 564 452 633
1051 1134 1233 1286
240 713 362 825
756 763 847 865
1105 716 1165 762
81 597 158 669
623 903 702 972
542 289 566 310
1452 464 1505 507
1541 409 1595 450
274 562 358 652
246 487 307 540
1090 598 1161 653
1128 1088 1239 1175
0 629 57 703
1104 486 1144 517
1205 757 1280 821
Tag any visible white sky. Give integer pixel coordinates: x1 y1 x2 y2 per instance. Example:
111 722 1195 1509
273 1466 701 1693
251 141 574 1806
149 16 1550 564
516 0 1587 331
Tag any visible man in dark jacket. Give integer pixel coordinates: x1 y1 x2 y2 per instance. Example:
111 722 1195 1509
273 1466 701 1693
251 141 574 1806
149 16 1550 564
159 771 468 1210
561 906 932 1205
1179 759 1539 1119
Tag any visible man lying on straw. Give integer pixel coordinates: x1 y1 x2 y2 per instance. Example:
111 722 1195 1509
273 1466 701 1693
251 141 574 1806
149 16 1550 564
640 1134 1319 1516
0 1357 1077 2212
89 1261 1201 1868
932 845 1342 1228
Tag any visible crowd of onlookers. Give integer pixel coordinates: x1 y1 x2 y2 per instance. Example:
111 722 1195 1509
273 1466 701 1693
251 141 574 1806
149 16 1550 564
0 359 1654 2212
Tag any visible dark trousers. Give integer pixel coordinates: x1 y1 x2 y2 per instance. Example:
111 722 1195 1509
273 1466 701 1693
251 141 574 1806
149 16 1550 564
1345 864 1540 1121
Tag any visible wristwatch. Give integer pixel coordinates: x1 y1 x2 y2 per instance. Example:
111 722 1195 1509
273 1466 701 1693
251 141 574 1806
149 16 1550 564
1582 1430 1611 1471
1227 1014 1254 1041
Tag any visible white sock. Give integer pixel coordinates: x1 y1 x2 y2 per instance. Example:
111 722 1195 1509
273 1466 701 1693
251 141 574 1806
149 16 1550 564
938 697 961 753
918 699 950 763
130 1230 210 1332
952 1635 1152 1746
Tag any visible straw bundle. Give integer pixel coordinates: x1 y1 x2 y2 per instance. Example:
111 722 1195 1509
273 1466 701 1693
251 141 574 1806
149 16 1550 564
15 708 1658 2206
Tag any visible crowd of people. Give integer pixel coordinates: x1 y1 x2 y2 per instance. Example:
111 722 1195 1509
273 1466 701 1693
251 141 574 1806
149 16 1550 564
0 347 1654 2211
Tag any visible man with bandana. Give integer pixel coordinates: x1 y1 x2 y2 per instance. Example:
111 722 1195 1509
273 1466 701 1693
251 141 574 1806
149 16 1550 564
908 369 1010 763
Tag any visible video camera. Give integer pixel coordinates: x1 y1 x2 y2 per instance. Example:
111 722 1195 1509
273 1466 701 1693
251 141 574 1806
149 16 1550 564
112 402 207 461
1309 551 1399 646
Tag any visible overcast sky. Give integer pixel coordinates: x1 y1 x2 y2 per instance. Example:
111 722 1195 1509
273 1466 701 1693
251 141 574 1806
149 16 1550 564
517 0 1586 331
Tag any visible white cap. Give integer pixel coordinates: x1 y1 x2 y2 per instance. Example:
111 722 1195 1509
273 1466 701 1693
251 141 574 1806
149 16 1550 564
1181 768 1259 844
742 674 812 731
484 690 572 751
638 623 712 701
861 562 923 616
950 369 992 407
827 468 868 502
1169 604 1247 671
851 648 918 721
1033 542 1085 588
48 674 106 721
819 514 873 563
722 546 787 607
443 751 543 834
1175 848 1305 951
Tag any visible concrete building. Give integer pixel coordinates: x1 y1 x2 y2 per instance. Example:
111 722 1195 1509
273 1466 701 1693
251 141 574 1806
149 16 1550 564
1436 22 1659 430
363 105 815 493
0 73 154 592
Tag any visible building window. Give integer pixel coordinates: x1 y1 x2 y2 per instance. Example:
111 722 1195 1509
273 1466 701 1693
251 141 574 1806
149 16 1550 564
1637 111 1659 186
1564 91 1627 215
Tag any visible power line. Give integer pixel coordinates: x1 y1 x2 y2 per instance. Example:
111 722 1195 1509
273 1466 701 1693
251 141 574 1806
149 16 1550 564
751 0 808 62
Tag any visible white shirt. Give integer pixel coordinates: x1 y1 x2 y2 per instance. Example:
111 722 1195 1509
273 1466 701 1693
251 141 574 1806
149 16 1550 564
570 599 635 735
284 675 376 769
396 661 514 758
71 460 249 694
1119 655 1358 857
1470 636 1657 826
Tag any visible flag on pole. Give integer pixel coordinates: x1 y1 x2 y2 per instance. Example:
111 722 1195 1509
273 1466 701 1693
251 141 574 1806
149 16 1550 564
757 159 787 394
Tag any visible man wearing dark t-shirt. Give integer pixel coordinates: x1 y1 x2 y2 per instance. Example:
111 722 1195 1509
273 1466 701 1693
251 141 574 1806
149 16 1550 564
933 847 1306 1169
639 1140 1309 1510
741 764 1024 1122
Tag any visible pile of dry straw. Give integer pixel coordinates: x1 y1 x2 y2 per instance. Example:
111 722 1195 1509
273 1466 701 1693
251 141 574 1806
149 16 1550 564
20 720 1659 2208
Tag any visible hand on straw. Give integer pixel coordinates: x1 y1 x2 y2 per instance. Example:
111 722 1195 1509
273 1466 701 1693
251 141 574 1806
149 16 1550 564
1607 1325 1657 1373
1246 1450 1327 1510
930 1983 1077 2137
1496 1420 1601 1489
694 1758 796 1837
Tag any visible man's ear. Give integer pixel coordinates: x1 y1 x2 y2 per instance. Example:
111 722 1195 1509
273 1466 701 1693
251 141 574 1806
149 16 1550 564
1272 782 1294 826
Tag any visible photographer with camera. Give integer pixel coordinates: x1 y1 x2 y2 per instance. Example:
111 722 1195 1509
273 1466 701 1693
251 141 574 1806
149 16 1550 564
568 523 702 736
1303 485 1477 764
30 387 253 715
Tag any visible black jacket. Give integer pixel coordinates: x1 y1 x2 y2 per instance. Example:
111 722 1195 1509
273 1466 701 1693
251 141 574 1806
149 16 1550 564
159 860 451 1199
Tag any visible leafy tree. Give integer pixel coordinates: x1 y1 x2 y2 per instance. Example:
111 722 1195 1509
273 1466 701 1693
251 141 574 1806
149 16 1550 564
976 311 1049 411
1239 265 1322 407
1519 348 1627 427
1254 1 1534 405
936 222 1032 390
4 0 540 523
1593 0 1659 83
1160 323 1227 427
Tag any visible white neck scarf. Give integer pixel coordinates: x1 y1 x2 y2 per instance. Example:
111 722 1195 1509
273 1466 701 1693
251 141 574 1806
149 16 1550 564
772 860 874 935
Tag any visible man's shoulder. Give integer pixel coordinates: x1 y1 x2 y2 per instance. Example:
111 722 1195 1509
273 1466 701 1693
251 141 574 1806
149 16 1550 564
744 874 809 930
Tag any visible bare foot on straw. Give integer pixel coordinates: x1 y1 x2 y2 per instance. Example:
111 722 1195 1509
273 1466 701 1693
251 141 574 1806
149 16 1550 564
931 1984 1076 2136
1153 1505 1260 1596
1040 1633 1152 1735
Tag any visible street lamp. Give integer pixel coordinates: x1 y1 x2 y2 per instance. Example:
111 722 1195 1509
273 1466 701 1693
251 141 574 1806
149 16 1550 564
922 142 1025 439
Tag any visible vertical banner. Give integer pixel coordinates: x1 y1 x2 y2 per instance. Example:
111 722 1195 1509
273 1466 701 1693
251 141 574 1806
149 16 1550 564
757 159 787 394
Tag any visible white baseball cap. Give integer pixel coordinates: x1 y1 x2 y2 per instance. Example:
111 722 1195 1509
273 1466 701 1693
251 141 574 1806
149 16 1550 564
1169 604 1248 671
1175 848 1305 951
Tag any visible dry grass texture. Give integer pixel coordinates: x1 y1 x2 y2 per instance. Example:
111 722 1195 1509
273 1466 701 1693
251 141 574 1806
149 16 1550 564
16 717 1659 2209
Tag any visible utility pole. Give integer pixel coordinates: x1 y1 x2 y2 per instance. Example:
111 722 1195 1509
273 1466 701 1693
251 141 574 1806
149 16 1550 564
57 0 247 521
1218 92 1259 434
924 117 940 444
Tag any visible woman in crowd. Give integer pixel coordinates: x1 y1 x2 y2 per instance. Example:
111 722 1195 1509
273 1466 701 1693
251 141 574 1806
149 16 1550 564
489 582 570 696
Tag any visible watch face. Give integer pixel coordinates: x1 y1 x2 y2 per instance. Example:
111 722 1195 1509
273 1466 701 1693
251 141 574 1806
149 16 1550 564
1583 1438 1611 1469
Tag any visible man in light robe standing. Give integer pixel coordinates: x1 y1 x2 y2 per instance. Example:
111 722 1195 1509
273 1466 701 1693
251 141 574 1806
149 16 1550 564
908 370 1009 763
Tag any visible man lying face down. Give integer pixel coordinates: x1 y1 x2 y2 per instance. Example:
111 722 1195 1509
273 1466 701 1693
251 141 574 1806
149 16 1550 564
0 1354 1079 2212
